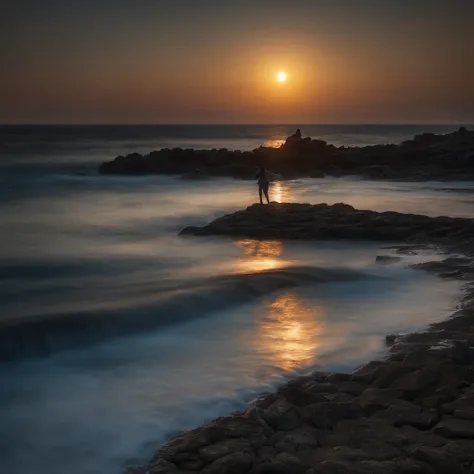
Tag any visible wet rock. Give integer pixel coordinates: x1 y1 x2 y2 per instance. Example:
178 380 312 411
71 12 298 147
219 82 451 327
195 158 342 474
199 439 253 463
358 388 404 415
306 461 352 474
201 451 254 474
386 334 401 345
325 373 351 384
358 439 400 461
390 368 439 395
299 446 370 464
354 459 433 474
146 459 179 474
278 425 325 450
278 384 329 407
351 361 388 384
373 362 416 389
444 439 474 464
304 382 338 394
256 445 278 463
252 452 307 474
382 403 440 430
300 402 361 429
434 417 474 438
263 398 301 431
338 381 368 396
409 446 466 474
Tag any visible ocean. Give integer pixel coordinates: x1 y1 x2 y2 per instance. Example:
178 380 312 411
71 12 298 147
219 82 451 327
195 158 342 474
0 124 472 474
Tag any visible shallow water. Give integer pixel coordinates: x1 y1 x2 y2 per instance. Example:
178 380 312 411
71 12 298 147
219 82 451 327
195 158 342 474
1 126 473 474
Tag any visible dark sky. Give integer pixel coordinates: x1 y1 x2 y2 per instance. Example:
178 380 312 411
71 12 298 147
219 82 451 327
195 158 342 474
1 0 473 124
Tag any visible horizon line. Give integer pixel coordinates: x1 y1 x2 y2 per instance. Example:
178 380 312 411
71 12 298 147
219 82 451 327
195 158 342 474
0 122 472 127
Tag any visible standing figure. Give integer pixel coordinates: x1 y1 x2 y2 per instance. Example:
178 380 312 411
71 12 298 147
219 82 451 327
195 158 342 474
255 166 270 204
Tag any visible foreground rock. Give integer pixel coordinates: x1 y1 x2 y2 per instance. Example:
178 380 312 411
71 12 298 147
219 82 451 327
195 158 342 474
100 127 474 181
180 202 474 244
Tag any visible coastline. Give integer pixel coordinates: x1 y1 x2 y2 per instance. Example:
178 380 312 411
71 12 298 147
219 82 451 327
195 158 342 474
128 204 474 474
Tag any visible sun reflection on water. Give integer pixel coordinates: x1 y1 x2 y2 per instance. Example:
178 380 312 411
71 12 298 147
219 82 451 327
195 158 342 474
264 138 286 148
233 239 292 273
258 292 326 372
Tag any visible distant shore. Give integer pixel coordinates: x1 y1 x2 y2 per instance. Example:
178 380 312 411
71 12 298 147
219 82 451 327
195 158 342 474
127 203 474 474
100 127 474 182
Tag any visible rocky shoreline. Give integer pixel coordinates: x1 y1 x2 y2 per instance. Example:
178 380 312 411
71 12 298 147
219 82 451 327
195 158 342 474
126 204 474 474
100 127 474 181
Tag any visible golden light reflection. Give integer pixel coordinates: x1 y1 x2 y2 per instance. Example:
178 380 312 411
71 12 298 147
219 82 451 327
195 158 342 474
234 239 289 273
259 293 326 372
272 182 283 203
269 180 291 203
264 138 285 148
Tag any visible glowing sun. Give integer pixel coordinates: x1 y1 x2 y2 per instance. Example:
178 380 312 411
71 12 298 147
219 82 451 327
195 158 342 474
276 71 287 83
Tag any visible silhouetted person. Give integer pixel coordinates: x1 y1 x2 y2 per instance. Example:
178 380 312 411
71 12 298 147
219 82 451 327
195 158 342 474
255 166 270 204
294 128 302 139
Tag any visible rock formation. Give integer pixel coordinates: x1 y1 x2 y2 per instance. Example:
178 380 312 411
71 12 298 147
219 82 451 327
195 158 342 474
100 128 474 181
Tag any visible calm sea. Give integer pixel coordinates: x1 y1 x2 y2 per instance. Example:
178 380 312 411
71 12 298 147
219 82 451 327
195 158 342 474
0 124 471 474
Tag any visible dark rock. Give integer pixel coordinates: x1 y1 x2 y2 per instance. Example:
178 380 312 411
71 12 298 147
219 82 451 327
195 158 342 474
390 368 439 395
351 361 388 383
409 446 465 474
263 398 301 431
252 452 307 474
306 461 352 474
354 459 433 473
372 363 416 389
199 439 253 463
444 439 474 463
434 417 474 438
201 451 254 474
299 446 370 464
100 128 474 181
376 255 403 264
382 403 440 430
325 373 351 384
338 381 368 396
278 384 329 407
386 334 401 345
300 402 361 429
278 425 325 450
358 388 404 415
304 382 338 394
323 419 409 449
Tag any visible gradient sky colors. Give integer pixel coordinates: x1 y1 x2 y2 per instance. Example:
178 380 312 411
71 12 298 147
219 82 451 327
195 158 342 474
2 0 473 124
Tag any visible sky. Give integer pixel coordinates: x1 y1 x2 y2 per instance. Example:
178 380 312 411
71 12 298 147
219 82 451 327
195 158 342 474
1 0 473 124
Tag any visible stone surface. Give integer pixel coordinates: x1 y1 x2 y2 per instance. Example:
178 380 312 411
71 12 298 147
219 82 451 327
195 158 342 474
180 203 474 244
434 417 474 439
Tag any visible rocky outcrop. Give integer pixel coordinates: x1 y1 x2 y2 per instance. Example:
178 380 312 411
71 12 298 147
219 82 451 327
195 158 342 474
180 202 474 244
100 127 474 181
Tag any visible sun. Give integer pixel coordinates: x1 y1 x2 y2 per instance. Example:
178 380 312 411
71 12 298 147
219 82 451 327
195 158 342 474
276 71 287 83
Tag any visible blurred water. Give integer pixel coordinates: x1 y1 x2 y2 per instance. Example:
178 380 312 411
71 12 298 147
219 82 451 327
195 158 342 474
0 125 473 474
